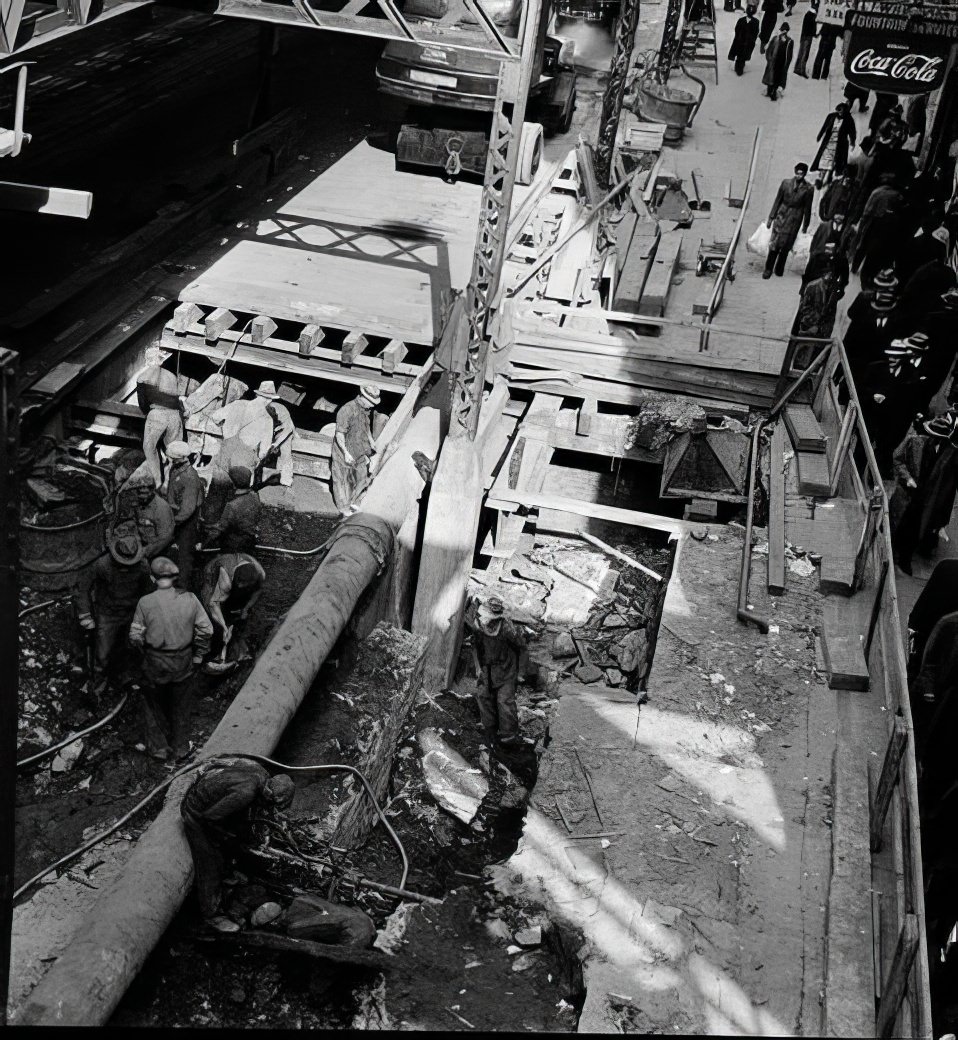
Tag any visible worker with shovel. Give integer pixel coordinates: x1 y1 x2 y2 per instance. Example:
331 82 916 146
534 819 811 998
180 758 295 930
129 556 213 761
77 522 152 699
464 593 534 750
200 551 266 675
330 384 381 514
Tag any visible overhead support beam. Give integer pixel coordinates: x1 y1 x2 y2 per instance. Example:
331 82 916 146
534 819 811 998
594 0 641 190
0 181 91 219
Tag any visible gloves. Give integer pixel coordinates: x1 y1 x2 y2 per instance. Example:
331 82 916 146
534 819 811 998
79 614 96 631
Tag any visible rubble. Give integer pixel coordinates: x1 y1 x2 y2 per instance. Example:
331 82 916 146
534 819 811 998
418 728 490 826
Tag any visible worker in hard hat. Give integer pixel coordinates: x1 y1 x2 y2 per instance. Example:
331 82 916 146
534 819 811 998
254 381 296 488
119 472 175 561
201 551 266 673
463 593 531 749
330 384 381 514
129 556 213 761
137 344 184 488
204 465 262 554
163 440 205 587
180 758 295 928
76 522 152 697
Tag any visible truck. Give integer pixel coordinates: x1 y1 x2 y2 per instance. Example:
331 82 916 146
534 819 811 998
375 0 577 183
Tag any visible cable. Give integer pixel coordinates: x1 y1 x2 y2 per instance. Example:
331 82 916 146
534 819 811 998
18 596 73 620
14 753 409 901
16 693 129 771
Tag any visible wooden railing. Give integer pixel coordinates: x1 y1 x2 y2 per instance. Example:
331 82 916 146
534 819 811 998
698 126 762 352
810 338 933 1040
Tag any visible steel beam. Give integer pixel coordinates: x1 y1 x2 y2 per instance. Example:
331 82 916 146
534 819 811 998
0 348 20 1026
448 0 542 439
594 0 641 190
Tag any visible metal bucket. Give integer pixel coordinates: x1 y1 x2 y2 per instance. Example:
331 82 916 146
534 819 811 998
637 80 699 129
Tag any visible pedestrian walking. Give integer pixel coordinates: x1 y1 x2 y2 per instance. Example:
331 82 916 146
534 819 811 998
129 556 213 761
908 559 958 682
464 593 533 749
890 412 958 574
762 22 793 100
758 0 783 52
763 162 813 278
200 552 266 673
842 269 901 377
792 3 817 77
811 102 856 186
868 333 934 473
163 440 205 588
76 524 152 698
858 196 909 288
791 265 839 369
204 465 262 555
851 173 905 274
898 245 955 312
180 759 294 926
868 92 900 138
819 170 855 222
728 6 760 75
843 81 869 113
330 384 382 514
810 20 840 79
137 344 184 488
803 236 849 296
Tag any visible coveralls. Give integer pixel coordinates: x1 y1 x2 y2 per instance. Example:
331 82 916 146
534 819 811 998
165 461 206 587
77 555 152 685
206 488 262 555
330 396 377 511
137 365 184 487
465 604 526 744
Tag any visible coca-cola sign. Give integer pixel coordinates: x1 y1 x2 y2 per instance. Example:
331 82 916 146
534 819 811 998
844 30 950 94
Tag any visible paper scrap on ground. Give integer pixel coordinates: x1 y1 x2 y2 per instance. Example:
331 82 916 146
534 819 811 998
418 728 489 825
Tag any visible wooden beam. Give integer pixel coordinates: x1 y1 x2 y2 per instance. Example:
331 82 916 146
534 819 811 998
768 420 786 596
170 302 202 334
204 308 236 342
194 930 392 970
870 715 908 854
299 324 325 356
876 914 920 1039
381 339 407 375
0 181 91 219
576 396 597 436
341 331 369 367
251 315 278 345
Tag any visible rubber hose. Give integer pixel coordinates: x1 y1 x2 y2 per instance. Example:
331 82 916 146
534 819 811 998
17 693 129 771
14 753 408 901
18 596 73 619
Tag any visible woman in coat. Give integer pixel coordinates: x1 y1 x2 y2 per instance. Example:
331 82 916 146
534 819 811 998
811 103 856 187
762 22 793 100
728 6 760 75
758 0 784 51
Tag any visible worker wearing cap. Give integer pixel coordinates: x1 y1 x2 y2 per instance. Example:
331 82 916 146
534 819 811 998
163 441 205 587
242 893 376 948
181 759 295 926
201 552 266 671
463 593 529 748
122 473 175 560
129 556 213 760
77 523 152 697
254 381 296 488
137 344 185 488
204 465 262 554
330 385 381 513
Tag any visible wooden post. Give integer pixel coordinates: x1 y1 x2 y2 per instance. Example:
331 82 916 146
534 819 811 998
864 559 889 663
299 324 325 356
768 419 786 596
870 715 908 854
876 914 920 1039
0 349 20 1026
829 402 857 499
853 489 883 592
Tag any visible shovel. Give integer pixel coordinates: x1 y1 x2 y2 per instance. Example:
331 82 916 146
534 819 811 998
203 625 238 676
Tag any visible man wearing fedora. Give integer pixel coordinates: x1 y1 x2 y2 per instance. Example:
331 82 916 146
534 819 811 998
843 268 903 382
254 381 296 488
330 384 382 513
77 522 152 697
164 440 206 587
129 556 213 761
464 592 531 749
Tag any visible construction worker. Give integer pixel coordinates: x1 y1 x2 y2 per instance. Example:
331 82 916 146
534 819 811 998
201 552 266 673
463 593 530 749
180 758 295 928
163 440 205 587
330 384 381 513
121 472 175 560
208 386 275 469
255 381 296 488
204 465 262 554
76 522 152 697
180 357 249 458
242 893 376 948
137 344 184 487
129 556 213 761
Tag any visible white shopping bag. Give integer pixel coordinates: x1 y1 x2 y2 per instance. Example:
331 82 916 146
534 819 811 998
746 221 771 257
792 230 814 262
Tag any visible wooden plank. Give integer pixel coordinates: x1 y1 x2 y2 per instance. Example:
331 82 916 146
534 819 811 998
524 393 563 428
638 232 683 317
27 361 86 399
382 339 407 374
299 324 325 356
820 553 855 596
0 181 92 219
768 421 786 596
576 396 597 436
796 451 831 497
487 487 685 537
204 307 236 342
612 227 659 314
876 915 920 1039
545 220 597 304
784 403 827 453
341 331 369 367
870 715 908 854
822 599 869 692
612 211 637 276
251 315 278 345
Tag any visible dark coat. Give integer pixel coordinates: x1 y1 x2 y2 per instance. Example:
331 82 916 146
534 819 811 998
811 110 857 173
909 560 958 642
898 259 957 319
763 33 794 88
728 14 760 61
819 178 855 221
768 175 813 251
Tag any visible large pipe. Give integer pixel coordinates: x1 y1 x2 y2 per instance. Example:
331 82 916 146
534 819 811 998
13 407 441 1027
